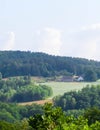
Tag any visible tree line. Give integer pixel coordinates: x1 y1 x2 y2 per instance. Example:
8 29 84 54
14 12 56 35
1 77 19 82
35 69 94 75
0 51 100 81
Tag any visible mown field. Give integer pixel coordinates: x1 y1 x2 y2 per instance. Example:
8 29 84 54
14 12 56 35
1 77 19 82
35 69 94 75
40 81 100 98
19 78 100 105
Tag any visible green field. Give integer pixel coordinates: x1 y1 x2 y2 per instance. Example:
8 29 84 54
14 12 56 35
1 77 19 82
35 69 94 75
40 81 100 98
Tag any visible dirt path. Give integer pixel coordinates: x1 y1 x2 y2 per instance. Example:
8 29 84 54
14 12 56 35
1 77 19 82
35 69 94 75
18 99 52 106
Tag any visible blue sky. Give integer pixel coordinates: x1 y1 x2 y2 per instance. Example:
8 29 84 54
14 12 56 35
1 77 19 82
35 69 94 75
0 0 100 60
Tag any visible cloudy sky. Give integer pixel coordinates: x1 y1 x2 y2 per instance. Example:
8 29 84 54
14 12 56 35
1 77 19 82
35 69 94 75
0 0 100 61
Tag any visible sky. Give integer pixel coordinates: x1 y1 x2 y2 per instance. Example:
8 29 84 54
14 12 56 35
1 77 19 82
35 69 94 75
0 0 100 61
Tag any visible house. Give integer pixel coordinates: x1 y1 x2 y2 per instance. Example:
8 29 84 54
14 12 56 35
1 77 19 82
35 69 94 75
73 75 84 82
61 76 74 82
56 75 84 82
77 76 84 81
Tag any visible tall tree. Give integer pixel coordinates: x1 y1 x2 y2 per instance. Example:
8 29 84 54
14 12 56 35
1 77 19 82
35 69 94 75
84 68 97 81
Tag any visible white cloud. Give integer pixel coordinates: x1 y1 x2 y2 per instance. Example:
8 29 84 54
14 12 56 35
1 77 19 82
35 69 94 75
81 23 100 31
1 24 100 61
33 25 100 61
33 27 62 55
3 32 15 50
61 23 100 61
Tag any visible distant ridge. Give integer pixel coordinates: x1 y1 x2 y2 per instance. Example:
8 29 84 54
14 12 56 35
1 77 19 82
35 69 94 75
0 51 100 79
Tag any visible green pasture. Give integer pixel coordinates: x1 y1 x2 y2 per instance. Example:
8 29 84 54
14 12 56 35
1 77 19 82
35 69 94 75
40 81 100 98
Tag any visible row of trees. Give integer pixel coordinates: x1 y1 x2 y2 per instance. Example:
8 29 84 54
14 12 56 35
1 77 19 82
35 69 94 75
0 51 100 81
0 76 53 102
53 85 100 111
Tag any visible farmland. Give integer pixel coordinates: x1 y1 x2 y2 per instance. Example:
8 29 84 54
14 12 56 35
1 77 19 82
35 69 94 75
40 81 100 98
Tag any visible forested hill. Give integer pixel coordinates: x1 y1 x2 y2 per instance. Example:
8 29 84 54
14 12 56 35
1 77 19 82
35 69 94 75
0 51 100 79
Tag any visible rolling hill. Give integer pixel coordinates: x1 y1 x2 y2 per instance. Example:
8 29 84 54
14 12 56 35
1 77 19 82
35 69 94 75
0 51 100 80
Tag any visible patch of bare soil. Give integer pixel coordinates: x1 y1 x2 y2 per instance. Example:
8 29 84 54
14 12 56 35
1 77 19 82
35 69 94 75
19 99 52 106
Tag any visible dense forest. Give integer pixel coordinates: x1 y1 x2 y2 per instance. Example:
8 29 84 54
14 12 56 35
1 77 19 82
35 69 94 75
0 102 43 123
1 84 100 129
0 76 53 103
0 51 100 81
1 103 100 130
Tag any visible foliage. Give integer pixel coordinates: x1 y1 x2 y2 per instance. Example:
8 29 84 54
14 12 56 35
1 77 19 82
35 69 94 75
0 119 32 130
28 103 100 130
66 109 85 117
0 102 43 123
53 85 100 111
0 77 53 102
29 103 67 130
0 51 100 80
84 107 100 125
1 103 100 129
0 121 17 130
84 68 97 81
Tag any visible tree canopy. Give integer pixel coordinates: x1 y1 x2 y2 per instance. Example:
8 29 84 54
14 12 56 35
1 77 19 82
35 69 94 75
53 85 100 111
0 76 53 103
0 51 100 81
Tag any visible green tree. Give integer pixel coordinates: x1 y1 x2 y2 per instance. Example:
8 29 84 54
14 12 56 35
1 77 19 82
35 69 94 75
84 68 97 81
84 107 100 125
29 103 66 130
0 72 2 80
0 121 17 130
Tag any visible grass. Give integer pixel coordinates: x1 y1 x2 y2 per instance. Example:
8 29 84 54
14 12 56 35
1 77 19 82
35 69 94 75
40 81 100 98
19 77 100 105
19 81 100 106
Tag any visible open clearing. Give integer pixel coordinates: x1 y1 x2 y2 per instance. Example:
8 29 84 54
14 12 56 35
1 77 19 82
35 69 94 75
40 81 100 98
19 80 100 105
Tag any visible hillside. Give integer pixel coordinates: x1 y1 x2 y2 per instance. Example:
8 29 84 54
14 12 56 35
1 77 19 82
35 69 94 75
0 51 100 80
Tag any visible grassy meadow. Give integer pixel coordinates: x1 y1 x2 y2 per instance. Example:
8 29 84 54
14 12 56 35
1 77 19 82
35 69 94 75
18 77 100 105
40 81 100 98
